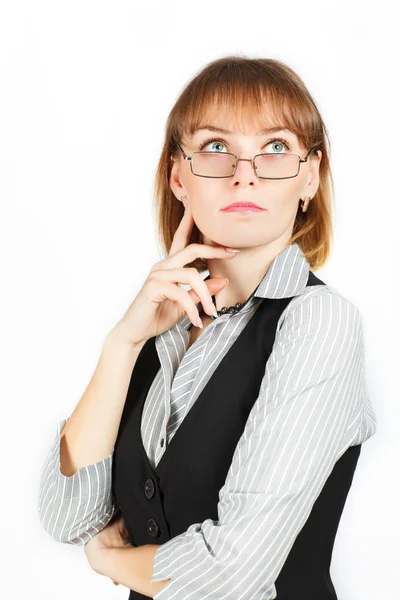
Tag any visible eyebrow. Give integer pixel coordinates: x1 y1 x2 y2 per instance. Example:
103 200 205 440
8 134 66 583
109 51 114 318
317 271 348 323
192 125 291 136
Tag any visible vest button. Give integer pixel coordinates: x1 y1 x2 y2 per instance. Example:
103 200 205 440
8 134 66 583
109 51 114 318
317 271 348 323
148 518 160 537
160 438 164 447
144 478 155 499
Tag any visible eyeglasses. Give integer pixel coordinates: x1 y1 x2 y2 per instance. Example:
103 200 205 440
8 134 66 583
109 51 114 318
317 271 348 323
174 141 320 180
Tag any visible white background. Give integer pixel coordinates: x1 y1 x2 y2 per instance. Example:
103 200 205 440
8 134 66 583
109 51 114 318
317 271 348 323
0 1 397 598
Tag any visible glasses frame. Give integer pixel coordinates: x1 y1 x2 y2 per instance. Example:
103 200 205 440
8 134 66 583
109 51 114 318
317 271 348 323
174 141 320 180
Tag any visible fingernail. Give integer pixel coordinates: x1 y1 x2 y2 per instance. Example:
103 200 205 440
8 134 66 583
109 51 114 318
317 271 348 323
225 248 240 252
210 302 218 318
197 317 203 328
225 278 230 286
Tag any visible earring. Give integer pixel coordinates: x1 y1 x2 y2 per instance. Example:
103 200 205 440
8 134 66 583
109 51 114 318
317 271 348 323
301 196 312 212
180 195 188 208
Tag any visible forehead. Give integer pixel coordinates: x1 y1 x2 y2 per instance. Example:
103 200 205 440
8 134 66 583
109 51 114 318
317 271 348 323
184 106 299 142
190 124 297 138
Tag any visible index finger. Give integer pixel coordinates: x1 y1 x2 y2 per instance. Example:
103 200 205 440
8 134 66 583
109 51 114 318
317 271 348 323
168 202 195 257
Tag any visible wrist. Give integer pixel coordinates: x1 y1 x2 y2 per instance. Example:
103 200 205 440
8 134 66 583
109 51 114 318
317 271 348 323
105 324 147 352
92 545 114 576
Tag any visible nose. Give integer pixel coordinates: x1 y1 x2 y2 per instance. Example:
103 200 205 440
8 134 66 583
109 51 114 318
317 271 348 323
233 157 258 184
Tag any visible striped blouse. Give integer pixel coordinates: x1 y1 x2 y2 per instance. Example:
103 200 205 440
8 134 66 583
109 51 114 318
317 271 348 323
38 242 378 599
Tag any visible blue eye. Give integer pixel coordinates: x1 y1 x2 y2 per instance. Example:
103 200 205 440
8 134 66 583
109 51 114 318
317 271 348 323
266 140 287 154
198 138 227 152
198 136 292 153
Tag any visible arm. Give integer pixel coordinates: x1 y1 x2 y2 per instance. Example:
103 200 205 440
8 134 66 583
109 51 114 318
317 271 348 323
58 328 146 476
38 327 146 544
38 418 117 545
141 291 370 599
93 545 171 598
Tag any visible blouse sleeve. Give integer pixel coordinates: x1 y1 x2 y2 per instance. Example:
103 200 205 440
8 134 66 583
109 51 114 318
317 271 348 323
38 418 116 545
149 290 372 600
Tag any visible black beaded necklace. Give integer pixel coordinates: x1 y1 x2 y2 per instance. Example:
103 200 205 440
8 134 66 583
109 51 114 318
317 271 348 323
208 276 262 321
210 297 244 320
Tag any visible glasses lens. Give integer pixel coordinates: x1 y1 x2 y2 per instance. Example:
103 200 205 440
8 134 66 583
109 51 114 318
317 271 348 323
191 152 236 177
255 154 299 179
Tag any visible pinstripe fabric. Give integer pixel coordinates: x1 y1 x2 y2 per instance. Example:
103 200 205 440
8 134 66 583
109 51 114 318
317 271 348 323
38 242 377 597
38 418 116 544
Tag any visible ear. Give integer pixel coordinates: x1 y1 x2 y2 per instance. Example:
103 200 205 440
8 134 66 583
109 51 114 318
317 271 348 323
303 150 322 198
169 156 188 201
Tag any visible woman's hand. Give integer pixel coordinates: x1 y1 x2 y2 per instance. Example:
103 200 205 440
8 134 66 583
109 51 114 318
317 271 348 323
84 509 131 585
111 202 238 347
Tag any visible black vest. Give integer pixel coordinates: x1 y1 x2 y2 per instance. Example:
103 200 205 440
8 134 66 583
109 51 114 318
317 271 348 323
112 271 361 600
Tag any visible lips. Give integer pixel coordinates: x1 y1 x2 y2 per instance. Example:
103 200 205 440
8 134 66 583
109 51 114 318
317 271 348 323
221 202 265 211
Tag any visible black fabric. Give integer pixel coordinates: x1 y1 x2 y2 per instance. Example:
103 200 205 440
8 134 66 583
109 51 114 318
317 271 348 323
112 271 361 599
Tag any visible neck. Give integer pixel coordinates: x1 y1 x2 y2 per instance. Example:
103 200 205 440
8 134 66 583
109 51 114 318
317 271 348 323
204 236 292 311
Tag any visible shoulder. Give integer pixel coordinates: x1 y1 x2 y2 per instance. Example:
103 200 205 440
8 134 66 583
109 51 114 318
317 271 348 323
277 282 363 341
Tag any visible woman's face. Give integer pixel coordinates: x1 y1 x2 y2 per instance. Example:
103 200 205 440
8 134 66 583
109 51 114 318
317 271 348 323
170 116 322 250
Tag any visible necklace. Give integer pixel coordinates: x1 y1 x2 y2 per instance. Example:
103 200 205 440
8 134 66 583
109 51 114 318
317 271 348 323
210 280 261 320
210 298 244 320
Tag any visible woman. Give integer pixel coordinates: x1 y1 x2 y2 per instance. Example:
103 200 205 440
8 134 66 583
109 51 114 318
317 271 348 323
38 56 377 600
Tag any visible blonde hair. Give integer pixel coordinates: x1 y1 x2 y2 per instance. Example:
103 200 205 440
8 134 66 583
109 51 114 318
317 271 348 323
152 55 335 272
